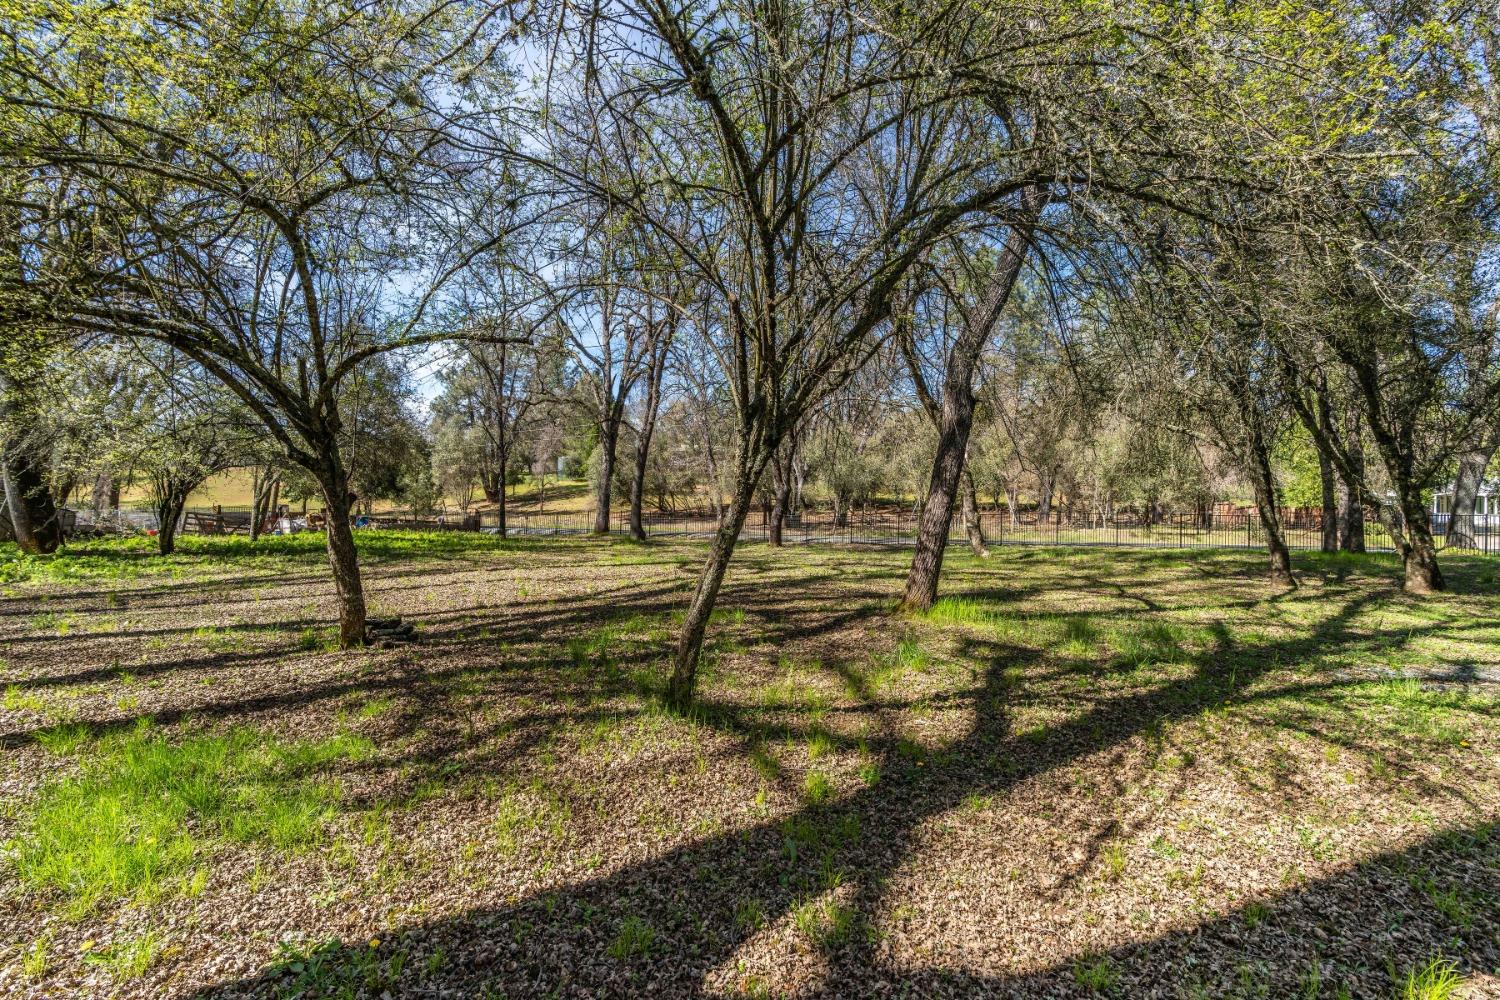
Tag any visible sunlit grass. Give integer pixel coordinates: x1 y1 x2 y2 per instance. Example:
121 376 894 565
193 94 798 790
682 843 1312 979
11 720 374 913
0 529 534 588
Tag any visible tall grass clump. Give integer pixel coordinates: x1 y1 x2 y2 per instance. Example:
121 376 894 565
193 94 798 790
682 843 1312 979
922 597 996 628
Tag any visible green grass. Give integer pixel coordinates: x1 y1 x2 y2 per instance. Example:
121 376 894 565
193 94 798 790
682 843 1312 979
806 727 835 759
792 896 860 949
267 938 396 996
921 597 1000 629
295 626 341 653
1073 953 1119 993
607 915 657 959
21 933 51 979
4 683 46 712
10 720 373 913
82 928 165 981
0 530 533 589
1100 843 1127 880
734 898 765 932
1060 614 1101 655
192 626 251 653
802 770 835 805
1108 621 1187 671
493 783 571 854
1398 958 1462 1000
356 696 396 719
32 722 94 755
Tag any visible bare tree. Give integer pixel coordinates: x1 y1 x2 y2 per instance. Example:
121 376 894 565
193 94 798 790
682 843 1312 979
2 1 528 642
900 200 1046 607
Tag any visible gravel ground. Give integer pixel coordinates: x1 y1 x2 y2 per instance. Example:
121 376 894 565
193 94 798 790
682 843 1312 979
0 535 1496 998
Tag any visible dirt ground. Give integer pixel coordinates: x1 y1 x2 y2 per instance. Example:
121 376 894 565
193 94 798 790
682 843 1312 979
0 534 1496 998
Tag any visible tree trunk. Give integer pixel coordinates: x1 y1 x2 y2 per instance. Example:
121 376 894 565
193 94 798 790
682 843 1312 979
630 335 669 542
1 442 61 554
768 470 789 548
628 442 649 541
1317 454 1338 552
1006 485 1020 529
1245 429 1296 588
1224 371 1297 588
666 455 765 709
768 441 794 547
1446 434 1496 550
1036 472 1054 521
1312 381 1338 551
315 465 367 648
594 418 619 534
154 486 187 556
250 490 265 542
53 473 76 510
901 203 1037 607
1394 487 1444 592
1356 403 1443 592
905 419 968 609
1338 408 1367 552
627 415 656 542
1314 394 1338 553
961 468 989 558
90 471 113 513
250 468 275 541
496 439 510 539
481 466 503 506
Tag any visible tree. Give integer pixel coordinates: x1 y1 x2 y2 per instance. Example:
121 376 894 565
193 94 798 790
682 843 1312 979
432 330 563 534
127 364 256 556
0 339 62 553
1 0 527 643
627 307 677 540
538 0 1099 706
900 204 1046 606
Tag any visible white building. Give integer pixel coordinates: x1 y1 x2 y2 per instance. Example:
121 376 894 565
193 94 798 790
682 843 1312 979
1432 478 1500 529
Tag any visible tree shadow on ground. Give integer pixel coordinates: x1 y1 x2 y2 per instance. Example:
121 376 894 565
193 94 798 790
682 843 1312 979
183 572 1498 999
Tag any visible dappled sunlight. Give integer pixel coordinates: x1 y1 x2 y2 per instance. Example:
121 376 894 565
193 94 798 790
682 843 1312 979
0 535 1496 997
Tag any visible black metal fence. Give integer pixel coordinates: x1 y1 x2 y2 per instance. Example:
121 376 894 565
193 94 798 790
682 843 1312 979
485 507 1500 556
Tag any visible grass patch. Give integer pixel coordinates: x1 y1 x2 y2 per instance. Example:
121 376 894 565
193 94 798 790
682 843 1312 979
0 530 530 589
493 783 571 854
802 770 835 805
21 932 51 979
268 938 399 996
295 626 340 653
921 597 999 629
1108 621 1187 671
792 896 860 949
608 915 657 959
1073 953 1119 993
82 929 165 981
4 683 46 713
10 720 373 913
1398 958 1462 1000
33 722 94 755
356 697 397 720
